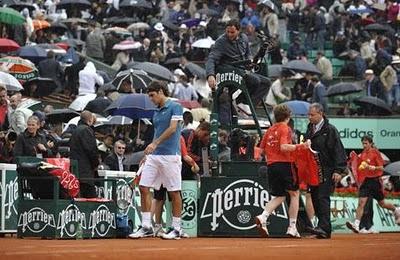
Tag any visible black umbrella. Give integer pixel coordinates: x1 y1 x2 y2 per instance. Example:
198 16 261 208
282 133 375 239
46 108 80 124
162 20 179 31
282 60 321 75
57 0 91 9
119 0 152 9
112 69 153 92
98 82 117 93
24 77 57 97
105 16 138 26
354 96 392 115
326 82 363 97
164 57 181 65
17 45 47 63
364 23 388 32
384 161 400 176
49 21 69 32
8 1 35 11
197 8 220 17
185 62 206 79
127 62 175 82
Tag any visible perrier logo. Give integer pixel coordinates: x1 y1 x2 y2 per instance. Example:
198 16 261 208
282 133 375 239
18 207 56 233
216 71 243 86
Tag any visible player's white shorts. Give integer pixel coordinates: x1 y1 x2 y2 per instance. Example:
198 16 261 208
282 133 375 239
139 155 182 191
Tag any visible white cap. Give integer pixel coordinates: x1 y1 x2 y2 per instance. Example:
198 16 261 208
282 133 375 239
365 69 374 74
179 24 187 29
154 22 164 31
199 21 207 27
174 68 186 76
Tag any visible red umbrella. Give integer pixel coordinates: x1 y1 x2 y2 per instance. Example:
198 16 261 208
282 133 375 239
176 100 201 109
0 38 20 53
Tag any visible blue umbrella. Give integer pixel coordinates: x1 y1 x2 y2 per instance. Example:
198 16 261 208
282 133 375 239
17 45 47 63
181 18 200 28
105 93 157 119
282 100 310 116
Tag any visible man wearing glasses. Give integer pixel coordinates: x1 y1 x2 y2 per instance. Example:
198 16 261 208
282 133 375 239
104 140 127 171
129 81 184 240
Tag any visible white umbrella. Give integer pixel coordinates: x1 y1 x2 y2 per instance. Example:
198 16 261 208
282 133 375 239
113 40 142 51
68 93 97 111
0 71 23 91
192 37 215 49
127 22 150 31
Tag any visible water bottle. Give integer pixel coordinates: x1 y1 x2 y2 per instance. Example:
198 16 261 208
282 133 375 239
76 221 83 240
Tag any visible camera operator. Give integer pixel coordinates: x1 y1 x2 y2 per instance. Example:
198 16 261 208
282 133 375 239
205 19 269 107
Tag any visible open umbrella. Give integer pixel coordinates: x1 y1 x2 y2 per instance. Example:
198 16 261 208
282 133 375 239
46 108 80 124
112 40 142 51
197 8 220 17
364 23 388 32
162 20 179 31
0 7 25 25
49 21 69 34
61 17 87 24
0 56 38 83
69 93 97 111
9 1 36 12
105 93 157 119
185 62 206 79
105 26 131 36
384 161 400 176
176 100 201 109
0 71 23 91
326 82 363 97
57 0 91 9
267 64 283 78
23 77 57 97
127 22 150 32
354 96 392 115
181 18 200 28
105 115 133 125
0 38 20 53
119 0 152 9
36 43 67 55
281 100 310 116
192 37 215 49
17 45 47 63
105 16 138 26
33 19 50 31
282 60 321 75
112 69 152 93
127 62 175 82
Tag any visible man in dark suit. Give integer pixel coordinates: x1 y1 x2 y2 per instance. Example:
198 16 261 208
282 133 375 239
104 140 127 171
38 50 64 93
69 111 99 198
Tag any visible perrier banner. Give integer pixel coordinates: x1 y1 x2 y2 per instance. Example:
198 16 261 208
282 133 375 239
198 177 288 237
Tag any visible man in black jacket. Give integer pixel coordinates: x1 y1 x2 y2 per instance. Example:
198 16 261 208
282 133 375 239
304 103 347 239
104 140 127 171
38 51 64 92
205 19 268 107
69 110 99 198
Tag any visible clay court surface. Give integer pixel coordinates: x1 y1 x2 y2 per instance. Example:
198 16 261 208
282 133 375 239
1 233 400 259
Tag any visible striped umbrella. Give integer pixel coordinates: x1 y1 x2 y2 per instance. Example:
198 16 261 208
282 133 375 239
0 7 25 25
33 19 51 31
113 40 142 51
0 71 23 91
0 56 38 83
